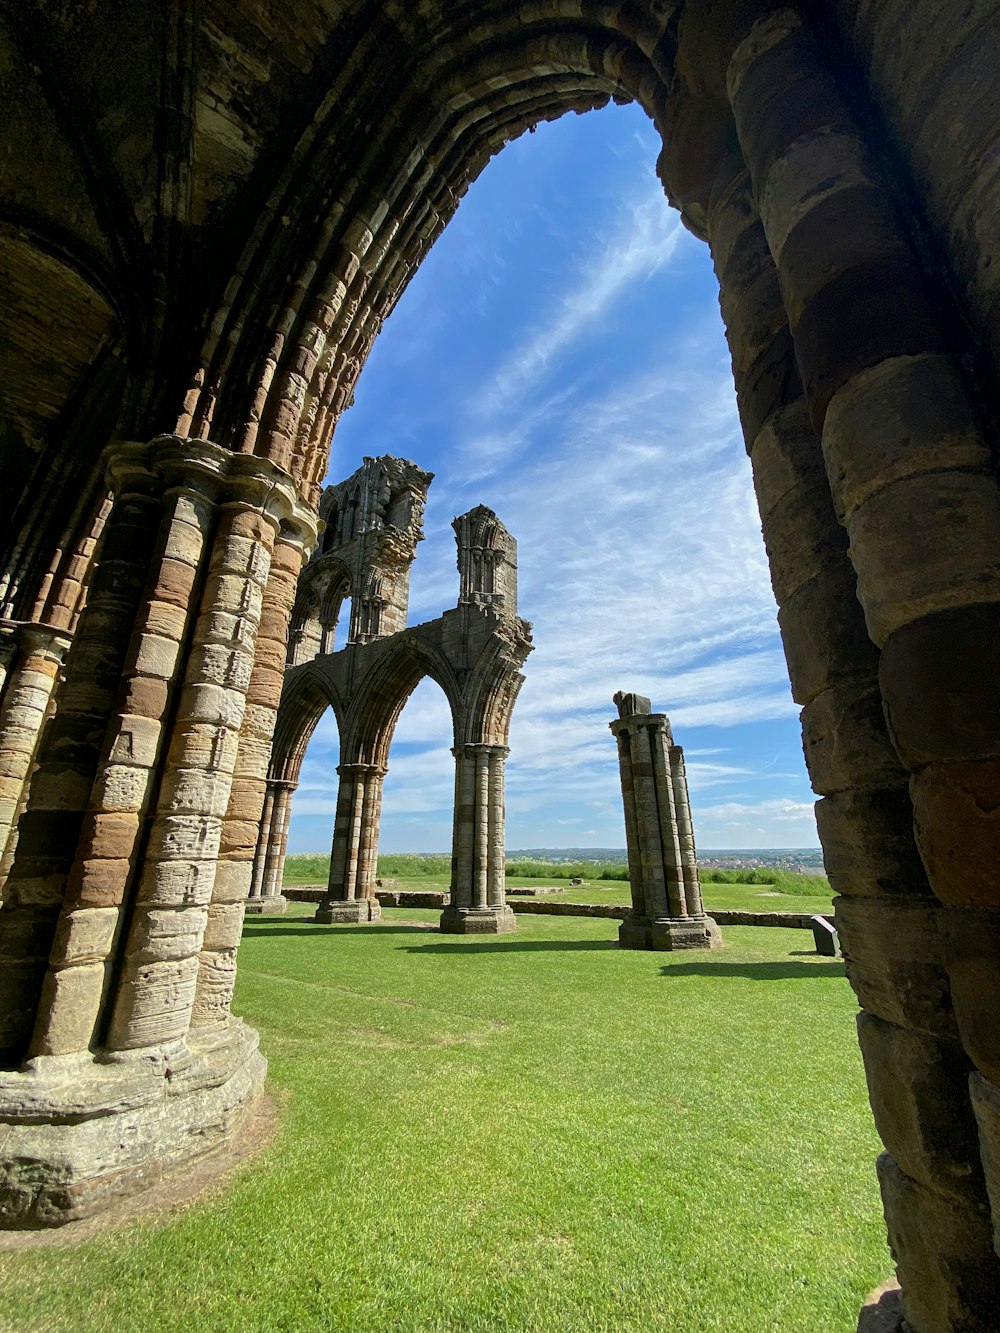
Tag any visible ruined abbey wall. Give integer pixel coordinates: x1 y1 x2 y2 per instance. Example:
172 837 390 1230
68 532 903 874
0 4 999 1327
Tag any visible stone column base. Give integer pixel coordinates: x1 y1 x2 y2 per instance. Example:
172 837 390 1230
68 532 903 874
619 913 722 951
0 1019 266 1229
313 899 381 924
245 895 288 915
439 906 518 934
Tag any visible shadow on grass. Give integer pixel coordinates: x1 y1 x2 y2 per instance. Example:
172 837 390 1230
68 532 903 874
400 939 620 955
661 959 846 980
242 922 438 937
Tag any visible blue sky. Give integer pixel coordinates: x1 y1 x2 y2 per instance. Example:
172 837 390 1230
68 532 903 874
287 102 819 855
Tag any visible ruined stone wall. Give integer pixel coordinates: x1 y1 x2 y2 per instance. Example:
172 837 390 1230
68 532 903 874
1 5 999 1327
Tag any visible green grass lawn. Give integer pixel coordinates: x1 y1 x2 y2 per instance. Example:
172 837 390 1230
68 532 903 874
1 906 887 1331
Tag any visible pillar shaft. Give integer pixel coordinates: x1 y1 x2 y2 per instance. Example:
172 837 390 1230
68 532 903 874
611 698 717 951
441 743 514 934
314 762 384 923
0 625 70 880
696 91 1000 1321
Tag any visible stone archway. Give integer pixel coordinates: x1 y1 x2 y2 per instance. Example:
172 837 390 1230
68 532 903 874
254 457 532 933
0 7 998 1327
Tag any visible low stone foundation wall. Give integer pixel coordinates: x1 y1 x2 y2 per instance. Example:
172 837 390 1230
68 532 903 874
279 887 833 929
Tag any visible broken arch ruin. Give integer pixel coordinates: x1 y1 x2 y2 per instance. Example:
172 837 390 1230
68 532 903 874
251 455 531 933
1 2 999 1327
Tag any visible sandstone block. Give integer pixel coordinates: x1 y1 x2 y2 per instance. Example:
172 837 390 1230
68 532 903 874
131 632 182 682
911 760 1000 907
877 1151 1000 1333
801 680 905 796
970 1071 1000 1256
847 471 1000 646
33 962 107 1056
823 354 990 524
815 786 930 897
857 1011 981 1192
777 564 877 705
880 604 1000 769
70 858 133 909
760 470 847 604
200 902 245 951
111 955 200 1048
941 909 1000 1082
130 906 209 964
749 397 826 518
51 906 119 966
141 856 217 907
835 895 954 1034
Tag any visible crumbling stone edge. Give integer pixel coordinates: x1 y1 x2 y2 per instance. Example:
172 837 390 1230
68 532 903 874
0 1019 267 1230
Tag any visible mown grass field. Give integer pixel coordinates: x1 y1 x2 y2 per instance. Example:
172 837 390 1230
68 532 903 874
1 906 886 1332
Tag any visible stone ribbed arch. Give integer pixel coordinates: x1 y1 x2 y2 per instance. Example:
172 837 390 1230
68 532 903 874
180 8 680 495
257 596 531 931
344 635 460 770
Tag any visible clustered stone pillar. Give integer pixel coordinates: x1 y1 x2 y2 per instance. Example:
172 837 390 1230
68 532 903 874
246 778 294 915
610 692 720 951
680 5 1000 1326
0 624 71 888
440 742 515 934
314 762 384 923
0 434 315 1226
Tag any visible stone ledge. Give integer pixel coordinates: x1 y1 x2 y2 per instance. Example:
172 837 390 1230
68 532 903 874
279 888 832 929
0 1020 266 1229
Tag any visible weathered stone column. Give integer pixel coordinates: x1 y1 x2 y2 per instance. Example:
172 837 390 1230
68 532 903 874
610 693 720 951
0 623 71 880
314 762 384 923
244 779 293 917
0 436 311 1228
248 781 276 905
440 743 515 934
698 141 999 1330
0 450 164 1068
707 10 1000 1325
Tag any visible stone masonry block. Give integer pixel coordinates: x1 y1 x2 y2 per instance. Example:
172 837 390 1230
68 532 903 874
815 785 930 898
970 1071 1000 1256
158 767 233 818
92 763 155 813
880 604 1000 769
131 632 182 682
69 858 133 910
801 679 905 796
79 811 141 861
32 962 107 1057
141 856 217 907
760 469 848 605
911 760 1000 908
51 906 119 967
201 901 245 952
846 471 1000 647
176 682 246 729
111 955 200 1048
776 565 877 705
877 1151 1000 1333
130 905 208 964
749 397 827 518
836 895 955 1035
142 600 190 643
823 354 990 525
212 860 252 905
857 1011 982 1193
942 909 1000 1082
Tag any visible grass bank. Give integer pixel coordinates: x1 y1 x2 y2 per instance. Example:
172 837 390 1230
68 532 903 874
283 854 836 916
2 907 885 1332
